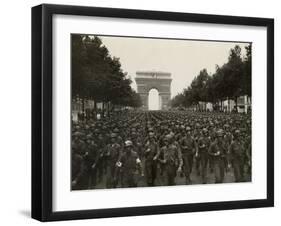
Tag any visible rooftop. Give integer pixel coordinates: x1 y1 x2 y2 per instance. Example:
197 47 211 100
136 71 171 79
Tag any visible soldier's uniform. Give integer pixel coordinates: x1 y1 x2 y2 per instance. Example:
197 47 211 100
71 152 87 190
85 141 99 188
119 141 142 187
144 136 159 186
223 126 233 172
224 132 233 146
104 141 121 188
197 131 210 183
208 127 216 173
161 138 183 186
244 136 252 175
179 128 196 184
193 128 201 175
229 131 245 182
135 138 143 159
96 133 106 182
208 130 228 183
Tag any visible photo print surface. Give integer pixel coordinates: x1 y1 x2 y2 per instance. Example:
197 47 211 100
71 34 252 190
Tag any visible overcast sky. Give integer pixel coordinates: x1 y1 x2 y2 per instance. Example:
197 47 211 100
99 35 249 98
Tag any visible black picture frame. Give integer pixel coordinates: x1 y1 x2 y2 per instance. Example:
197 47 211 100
32 3 274 222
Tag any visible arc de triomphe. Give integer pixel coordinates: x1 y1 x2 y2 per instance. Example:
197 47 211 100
135 71 172 110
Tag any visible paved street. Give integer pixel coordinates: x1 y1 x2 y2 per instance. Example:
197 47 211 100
93 163 251 189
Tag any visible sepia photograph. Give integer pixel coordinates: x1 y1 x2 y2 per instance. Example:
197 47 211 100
71 34 252 190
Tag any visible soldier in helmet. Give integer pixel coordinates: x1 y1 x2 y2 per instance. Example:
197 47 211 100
95 131 106 183
104 133 122 188
223 124 232 145
208 129 228 183
193 124 201 176
117 140 143 187
228 130 245 182
144 131 160 186
83 137 99 189
197 128 211 183
158 134 183 186
113 127 123 145
223 123 233 172
208 122 216 173
179 126 197 184
134 134 144 160
71 138 87 190
244 134 252 176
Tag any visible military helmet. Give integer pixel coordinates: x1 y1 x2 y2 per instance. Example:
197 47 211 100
124 140 133 147
110 133 117 138
165 134 172 140
216 129 224 137
73 131 84 137
86 134 92 139
234 129 240 134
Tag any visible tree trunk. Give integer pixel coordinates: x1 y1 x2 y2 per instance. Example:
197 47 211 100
94 100 97 111
227 97 230 113
235 96 238 112
106 102 110 117
82 97 85 113
102 102 104 118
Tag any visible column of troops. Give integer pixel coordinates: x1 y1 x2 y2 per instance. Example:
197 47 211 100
72 111 251 190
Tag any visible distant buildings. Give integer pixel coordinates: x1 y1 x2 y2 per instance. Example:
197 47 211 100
194 95 251 113
72 98 97 122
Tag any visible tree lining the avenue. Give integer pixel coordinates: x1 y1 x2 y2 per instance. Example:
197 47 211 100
170 44 252 110
72 34 142 112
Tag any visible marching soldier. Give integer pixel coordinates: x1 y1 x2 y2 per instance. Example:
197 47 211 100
104 133 122 188
179 127 197 184
117 140 143 187
208 129 228 183
244 135 252 176
82 138 98 189
144 132 160 186
197 128 210 183
228 130 245 182
224 124 233 172
95 132 106 183
193 123 201 176
71 140 87 190
158 134 183 186
86 140 99 188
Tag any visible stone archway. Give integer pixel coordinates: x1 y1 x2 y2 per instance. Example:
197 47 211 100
148 88 160 110
135 71 172 110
